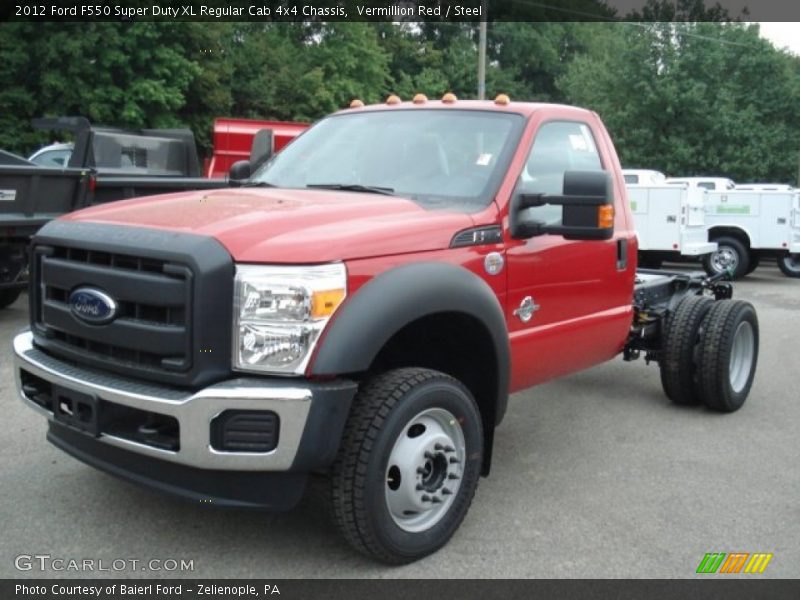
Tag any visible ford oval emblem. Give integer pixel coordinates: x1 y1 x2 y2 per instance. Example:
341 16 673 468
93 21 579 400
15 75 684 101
68 288 118 325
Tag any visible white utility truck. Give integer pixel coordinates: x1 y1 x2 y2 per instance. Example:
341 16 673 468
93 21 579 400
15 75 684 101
626 175 716 269
702 187 800 278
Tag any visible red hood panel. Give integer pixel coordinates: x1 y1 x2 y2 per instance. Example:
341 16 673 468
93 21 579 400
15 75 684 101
63 188 476 262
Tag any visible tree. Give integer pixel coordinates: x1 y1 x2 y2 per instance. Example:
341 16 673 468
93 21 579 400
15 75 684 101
558 22 800 183
0 23 227 156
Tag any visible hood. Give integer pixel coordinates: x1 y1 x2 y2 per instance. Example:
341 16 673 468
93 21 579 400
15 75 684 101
63 188 478 263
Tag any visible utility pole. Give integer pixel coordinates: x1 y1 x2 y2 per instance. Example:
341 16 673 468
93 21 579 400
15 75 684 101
477 0 487 99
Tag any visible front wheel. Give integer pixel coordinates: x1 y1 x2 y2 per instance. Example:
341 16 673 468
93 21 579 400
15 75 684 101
745 253 760 275
330 368 483 564
778 253 800 278
704 236 750 279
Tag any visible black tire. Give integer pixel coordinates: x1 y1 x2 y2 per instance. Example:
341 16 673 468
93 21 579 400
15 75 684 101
703 236 750 280
696 300 759 413
745 253 760 275
659 295 714 405
777 253 800 278
330 368 483 564
638 254 663 269
0 288 22 309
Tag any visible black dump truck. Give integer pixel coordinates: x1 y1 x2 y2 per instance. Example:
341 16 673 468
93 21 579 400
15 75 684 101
0 117 236 308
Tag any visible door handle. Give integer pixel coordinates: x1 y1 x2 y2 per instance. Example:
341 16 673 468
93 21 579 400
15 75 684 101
617 238 628 270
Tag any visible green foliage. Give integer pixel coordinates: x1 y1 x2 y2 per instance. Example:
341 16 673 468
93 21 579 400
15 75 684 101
0 22 218 154
0 15 798 183
559 22 800 183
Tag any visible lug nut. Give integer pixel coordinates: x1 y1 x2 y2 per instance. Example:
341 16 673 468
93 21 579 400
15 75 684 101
431 496 443 504
444 445 455 453
424 451 434 459
417 467 426 475
421 494 432 502
447 473 460 480
449 457 460 464
415 484 424 491
442 487 453 495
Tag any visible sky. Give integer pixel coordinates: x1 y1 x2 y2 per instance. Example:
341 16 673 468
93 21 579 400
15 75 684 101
756 22 800 56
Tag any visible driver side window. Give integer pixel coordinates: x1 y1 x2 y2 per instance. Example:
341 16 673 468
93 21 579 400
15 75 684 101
520 121 603 225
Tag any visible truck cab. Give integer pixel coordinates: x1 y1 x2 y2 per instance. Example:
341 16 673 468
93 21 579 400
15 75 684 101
13 96 760 564
666 176 736 191
622 168 666 185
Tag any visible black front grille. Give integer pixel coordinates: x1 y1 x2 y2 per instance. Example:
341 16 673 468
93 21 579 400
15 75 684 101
30 220 235 388
34 245 193 376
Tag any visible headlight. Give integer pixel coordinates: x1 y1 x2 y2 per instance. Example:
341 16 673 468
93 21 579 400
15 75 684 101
233 263 347 374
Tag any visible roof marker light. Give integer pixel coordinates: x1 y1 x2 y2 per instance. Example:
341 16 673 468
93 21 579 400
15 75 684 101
413 93 428 104
386 94 401 105
441 92 457 103
349 99 364 108
495 94 511 105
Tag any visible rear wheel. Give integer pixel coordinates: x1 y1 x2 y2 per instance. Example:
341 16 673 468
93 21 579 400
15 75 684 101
704 236 750 279
696 300 759 413
778 253 800 278
0 288 22 309
659 295 714 405
330 368 483 564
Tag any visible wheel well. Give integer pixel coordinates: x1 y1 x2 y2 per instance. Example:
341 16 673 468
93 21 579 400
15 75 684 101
708 227 751 249
367 312 500 474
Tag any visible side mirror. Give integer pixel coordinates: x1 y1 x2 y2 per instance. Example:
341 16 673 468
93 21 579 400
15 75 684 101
228 160 251 185
511 170 615 241
249 128 274 171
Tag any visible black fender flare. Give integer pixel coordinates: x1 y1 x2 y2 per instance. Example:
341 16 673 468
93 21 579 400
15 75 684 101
311 261 510 425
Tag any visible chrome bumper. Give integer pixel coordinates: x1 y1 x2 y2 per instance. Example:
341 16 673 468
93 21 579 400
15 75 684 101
14 331 326 471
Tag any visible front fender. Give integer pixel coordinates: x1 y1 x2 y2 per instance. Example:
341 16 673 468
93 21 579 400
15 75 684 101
310 262 510 424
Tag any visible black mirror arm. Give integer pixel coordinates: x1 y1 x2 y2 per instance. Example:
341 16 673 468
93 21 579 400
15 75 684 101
518 193 609 209
517 193 546 209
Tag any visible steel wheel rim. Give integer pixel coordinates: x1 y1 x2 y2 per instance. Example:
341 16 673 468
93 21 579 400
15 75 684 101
782 254 800 273
384 407 465 533
711 246 739 273
729 321 755 393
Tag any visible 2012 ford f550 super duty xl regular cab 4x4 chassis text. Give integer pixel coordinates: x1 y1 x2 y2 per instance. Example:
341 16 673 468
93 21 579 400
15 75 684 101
13 96 760 564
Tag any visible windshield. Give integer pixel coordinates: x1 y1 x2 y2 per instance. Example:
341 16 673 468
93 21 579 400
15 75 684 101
251 109 525 210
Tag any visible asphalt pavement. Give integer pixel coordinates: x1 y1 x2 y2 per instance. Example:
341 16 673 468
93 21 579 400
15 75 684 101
1 265 798 578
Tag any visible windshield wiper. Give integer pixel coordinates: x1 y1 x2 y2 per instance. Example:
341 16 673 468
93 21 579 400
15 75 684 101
241 180 276 188
306 183 396 196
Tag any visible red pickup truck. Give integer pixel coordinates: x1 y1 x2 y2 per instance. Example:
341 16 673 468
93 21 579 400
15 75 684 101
13 95 759 564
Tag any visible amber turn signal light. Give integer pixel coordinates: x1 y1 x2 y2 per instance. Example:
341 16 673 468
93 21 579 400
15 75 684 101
311 289 346 319
598 205 615 229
